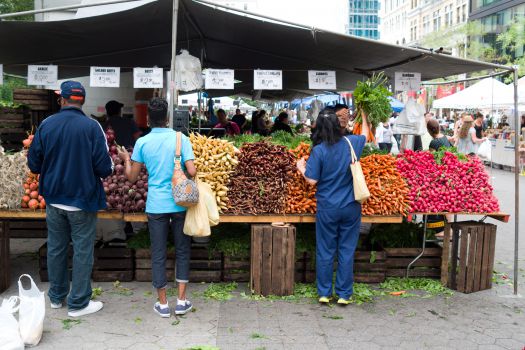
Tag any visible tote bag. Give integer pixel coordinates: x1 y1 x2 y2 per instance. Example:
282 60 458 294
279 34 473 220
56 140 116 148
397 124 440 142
344 137 370 204
171 132 199 207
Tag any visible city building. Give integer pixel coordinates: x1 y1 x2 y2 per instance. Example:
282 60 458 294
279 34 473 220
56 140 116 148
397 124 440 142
348 0 381 40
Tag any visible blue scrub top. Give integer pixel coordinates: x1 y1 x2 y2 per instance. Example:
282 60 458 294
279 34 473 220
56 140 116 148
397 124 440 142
305 135 366 210
132 128 195 214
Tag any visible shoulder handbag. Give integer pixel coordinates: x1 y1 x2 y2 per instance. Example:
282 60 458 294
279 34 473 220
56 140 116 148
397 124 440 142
171 132 199 207
344 137 370 204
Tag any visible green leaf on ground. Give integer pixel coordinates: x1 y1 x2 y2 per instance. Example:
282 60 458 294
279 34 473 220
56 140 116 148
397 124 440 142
250 333 267 339
134 317 142 324
109 280 134 296
143 291 153 297
322 314 343 320
167 288 178 297
91 287 103 300
62 319 82 330
194 282 238 301
379 278 453 297
181 346 220 350
389 309 397 316
172 320 180 326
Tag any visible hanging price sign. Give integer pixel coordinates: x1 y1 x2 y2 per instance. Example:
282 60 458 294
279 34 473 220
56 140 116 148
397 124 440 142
205 69 235 90
308 70 337 90
254 70 282 90
133 68 163 88
90 67 120 87
27 65 58 86
395 72 421 92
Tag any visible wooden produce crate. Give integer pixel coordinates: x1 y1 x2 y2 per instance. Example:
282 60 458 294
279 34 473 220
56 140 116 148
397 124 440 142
13 89 52 112
384 246 442 278
9 219 47 239
251 224 296 296
134 246 222 283
442 222 497 293
223 255 250 282
39 243 134 282
0 107 29 151
295 252 315 283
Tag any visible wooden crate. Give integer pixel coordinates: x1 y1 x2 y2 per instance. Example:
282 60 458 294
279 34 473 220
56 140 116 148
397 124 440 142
13 89 52 112
223 255 250 282
9 220 47 239
441 222 497 293
0 222 10 293
384 246 442 278
295 252 315 283
0 107 29 151
251 225 296 296
134 246 222 283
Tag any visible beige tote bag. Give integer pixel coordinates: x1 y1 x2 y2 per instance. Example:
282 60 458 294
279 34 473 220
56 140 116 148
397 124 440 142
344 137 370 204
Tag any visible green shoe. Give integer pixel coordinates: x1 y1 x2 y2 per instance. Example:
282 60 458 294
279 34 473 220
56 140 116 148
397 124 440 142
318 296 331 304
337 298 350 305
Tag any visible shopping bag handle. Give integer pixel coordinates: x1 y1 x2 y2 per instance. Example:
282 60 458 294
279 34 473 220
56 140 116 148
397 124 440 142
18 274 37 291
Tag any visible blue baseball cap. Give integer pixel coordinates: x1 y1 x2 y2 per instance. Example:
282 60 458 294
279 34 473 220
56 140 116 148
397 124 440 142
55 80 86 101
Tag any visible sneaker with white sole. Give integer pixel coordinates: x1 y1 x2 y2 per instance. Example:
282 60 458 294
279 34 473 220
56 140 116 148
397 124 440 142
50 301 63 309
68 300 103 317
153 302 171 318
175 300 192 315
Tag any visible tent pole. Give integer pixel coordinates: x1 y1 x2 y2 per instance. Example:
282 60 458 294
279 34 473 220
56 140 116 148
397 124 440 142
513 66 520 295
169 0 179 128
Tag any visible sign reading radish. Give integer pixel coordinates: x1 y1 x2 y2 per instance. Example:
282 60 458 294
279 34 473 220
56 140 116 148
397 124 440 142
253 70 282 90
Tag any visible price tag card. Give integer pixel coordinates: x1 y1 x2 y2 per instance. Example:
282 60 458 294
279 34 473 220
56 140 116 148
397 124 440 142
90 67 120 87
395 72 421 92
133 68 164 88
27 65 58 86
308 70 337 90
254 70 282 90
0 64 3 85
205 69 234 90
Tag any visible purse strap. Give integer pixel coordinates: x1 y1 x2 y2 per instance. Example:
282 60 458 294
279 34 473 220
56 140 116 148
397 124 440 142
174 131 182 169
344 136 358 164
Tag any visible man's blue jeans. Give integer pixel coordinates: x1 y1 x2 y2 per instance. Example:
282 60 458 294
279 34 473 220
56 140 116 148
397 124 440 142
46 205 97 310
147 212 190 289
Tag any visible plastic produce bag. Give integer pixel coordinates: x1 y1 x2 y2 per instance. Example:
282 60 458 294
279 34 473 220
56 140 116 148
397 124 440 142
183 183 211 237
0 297 24 350
392 98 426 135
18 274 45 347
198 180 220 227
477 139 492 160
175 50 203 92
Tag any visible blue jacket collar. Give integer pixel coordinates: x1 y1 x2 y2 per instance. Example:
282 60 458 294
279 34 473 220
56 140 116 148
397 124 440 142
60 106 85 115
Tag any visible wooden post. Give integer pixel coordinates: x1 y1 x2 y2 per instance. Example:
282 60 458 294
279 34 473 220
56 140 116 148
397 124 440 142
0 221 10 292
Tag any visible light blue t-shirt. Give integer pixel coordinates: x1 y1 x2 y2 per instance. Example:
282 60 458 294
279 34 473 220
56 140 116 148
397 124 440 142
131 128 195 214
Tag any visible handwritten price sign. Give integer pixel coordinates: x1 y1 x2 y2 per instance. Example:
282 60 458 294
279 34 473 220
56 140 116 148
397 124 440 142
254 70 283 90
27 65 58 86
90 67 120 88
395 72 421 92
205 69 234 90
133 68 163 88
308 71 337 90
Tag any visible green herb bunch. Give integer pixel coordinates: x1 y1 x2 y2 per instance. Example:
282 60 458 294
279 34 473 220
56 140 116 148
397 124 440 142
353 72 393 128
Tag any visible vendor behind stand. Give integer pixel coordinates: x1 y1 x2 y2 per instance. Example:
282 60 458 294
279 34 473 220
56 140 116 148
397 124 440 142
231 109 247 133
104 100 142 148
214 109 240 136
271 112 294 135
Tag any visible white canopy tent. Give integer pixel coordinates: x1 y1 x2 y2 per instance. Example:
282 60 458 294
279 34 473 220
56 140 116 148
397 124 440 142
433 78 509 109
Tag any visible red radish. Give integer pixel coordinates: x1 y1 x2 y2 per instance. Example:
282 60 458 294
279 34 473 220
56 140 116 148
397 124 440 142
28 199 39 210
30 191 39 199
22 195 30 204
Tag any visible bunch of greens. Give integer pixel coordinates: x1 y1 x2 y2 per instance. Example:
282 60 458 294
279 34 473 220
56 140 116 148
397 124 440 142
361 143 389 158
353 72 393 128
367 221 435 249
267 131 311 149
225 134 264 148
433 146 468 164
0 101 23 109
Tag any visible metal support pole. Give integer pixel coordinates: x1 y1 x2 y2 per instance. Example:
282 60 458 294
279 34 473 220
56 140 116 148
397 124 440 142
407 214 428 277
168 0 179 128
512 66 520 295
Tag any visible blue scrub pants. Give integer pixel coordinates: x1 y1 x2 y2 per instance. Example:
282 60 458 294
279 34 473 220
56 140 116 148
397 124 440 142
315 201 361 299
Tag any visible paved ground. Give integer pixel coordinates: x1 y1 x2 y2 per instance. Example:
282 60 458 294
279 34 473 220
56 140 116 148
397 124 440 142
2 168 524 350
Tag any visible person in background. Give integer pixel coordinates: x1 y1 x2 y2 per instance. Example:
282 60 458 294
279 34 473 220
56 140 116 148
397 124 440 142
421 112 434 151
214 109 240 136
427 119 452 152
484 114 491 129
250 110 259 134
520 114 525 132
231 108 247 134
104 100 142 148
376 121 393 152
297 109 369 305
474 112 485 139
118 98 196 318
271 112 294 135
334 104 351 135
28 81 113 317
256 110 270 136
455 114 486 155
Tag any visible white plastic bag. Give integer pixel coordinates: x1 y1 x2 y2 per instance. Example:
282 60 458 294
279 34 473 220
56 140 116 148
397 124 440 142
18 274 45 347
175 50 203 92
477 139 492 160
183 183 211 237
0 297 24 350
392 98 426 135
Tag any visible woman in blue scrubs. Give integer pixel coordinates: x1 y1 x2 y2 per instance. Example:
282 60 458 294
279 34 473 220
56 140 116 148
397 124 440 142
297 109 369 305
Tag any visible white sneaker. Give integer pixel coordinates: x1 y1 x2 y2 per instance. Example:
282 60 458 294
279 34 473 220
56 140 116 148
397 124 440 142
68 300 103 317
50 301 63 309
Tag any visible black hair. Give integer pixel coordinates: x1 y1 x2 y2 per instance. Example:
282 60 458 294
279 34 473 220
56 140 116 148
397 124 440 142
106 104 121 116
235 108 241 114
217 109 226 116
148 97 168 127
311 109 342 146
277 111 288 122
258 110 267 118
334 104 349 113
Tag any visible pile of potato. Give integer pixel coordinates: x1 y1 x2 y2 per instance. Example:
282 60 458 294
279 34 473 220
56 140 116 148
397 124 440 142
189 133 238 212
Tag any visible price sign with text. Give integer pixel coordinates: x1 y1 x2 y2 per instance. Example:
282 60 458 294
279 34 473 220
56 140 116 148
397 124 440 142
205 69 234 90
308 70 337 90
27 65 58 86
395 72 421 92
0 64 3 85
133 68 163 88
253 70 282 90
90 67 120 87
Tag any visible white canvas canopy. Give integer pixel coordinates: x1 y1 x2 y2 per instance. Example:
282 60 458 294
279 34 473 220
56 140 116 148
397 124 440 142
433 78 509 109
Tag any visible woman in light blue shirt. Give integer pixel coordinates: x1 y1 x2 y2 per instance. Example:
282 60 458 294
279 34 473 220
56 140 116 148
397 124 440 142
119 98 196 318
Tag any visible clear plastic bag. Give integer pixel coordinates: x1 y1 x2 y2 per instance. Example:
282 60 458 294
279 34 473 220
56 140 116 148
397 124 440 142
175 50 203 92
18 274 45 347
477 139 492 160
392 98 426 135
0 297 24 350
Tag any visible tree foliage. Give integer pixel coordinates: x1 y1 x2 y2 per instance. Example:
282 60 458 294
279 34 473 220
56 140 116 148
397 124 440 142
0 0 34 21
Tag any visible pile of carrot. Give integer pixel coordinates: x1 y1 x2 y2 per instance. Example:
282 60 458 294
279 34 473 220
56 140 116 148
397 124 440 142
360 154 410 216
285 143 317 214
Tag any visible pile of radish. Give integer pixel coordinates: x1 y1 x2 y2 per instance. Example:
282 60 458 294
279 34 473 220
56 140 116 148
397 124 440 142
103 127 148 212
21 172 46 210
396 150 499 213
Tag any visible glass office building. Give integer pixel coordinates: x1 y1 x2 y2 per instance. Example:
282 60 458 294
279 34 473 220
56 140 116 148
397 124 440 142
348 0 381 40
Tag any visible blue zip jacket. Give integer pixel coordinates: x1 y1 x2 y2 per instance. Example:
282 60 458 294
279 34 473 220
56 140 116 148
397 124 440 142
28 106 113 212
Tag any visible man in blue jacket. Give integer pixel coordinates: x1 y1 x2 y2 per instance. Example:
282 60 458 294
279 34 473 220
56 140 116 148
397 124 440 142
28 81 113 317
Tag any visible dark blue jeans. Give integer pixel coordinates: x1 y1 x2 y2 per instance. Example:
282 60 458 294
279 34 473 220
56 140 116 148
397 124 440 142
46 205 97 310
315 202 361 299
147 212 190 289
